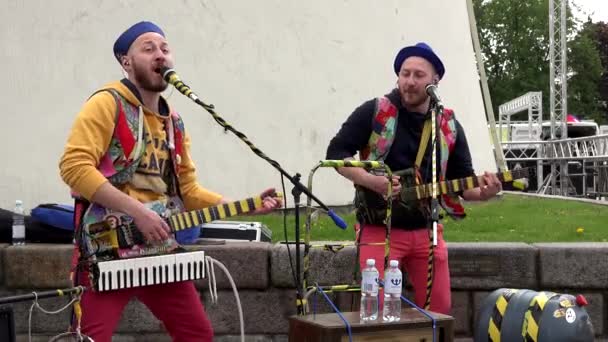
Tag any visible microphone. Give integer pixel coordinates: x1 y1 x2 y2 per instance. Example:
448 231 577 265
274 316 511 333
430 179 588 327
425 84 443 108
158 66 200 102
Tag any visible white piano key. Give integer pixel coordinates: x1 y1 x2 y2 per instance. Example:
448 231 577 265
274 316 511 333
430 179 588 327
177 252 194 281
130 258 139 288
143 256 160 286
109 260 120 290
162 254 175 283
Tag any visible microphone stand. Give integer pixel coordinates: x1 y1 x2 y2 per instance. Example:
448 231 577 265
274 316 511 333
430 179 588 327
430 101 441 247
423 100 442 310
160 69 346 315
0 286 86 305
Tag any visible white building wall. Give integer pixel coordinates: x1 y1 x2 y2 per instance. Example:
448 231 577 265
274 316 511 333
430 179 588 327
0 0 494 210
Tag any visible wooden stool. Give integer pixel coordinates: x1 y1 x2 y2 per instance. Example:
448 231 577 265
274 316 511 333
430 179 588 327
289 308 454 342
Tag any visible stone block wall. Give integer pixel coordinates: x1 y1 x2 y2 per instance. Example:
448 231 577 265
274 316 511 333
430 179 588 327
1 242 606 340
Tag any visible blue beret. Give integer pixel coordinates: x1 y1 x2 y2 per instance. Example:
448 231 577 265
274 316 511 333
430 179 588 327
113 21 165 62
393 42 445 79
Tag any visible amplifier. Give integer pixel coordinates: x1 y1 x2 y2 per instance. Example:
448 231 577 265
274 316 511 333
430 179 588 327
199 221 272 242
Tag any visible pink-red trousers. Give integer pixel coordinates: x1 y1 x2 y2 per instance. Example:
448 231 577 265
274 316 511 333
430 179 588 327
356 223 451 314
76 281 213 342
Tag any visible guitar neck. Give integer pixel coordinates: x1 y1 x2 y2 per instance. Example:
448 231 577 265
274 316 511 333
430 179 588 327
412 168 529 200
167 196 264 232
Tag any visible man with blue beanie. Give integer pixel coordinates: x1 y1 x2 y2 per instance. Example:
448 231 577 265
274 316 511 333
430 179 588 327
326 42 501 314
60 21 281 341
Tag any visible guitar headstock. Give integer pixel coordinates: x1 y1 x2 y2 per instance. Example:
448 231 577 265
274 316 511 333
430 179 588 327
509 166 535 191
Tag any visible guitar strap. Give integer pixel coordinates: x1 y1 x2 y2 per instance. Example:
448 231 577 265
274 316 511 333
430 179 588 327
412 118 432 218
414 119 432 182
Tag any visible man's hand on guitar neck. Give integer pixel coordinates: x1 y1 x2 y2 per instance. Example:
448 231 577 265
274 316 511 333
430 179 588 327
218 188 283 215
253 188 283 214
462 171 502 201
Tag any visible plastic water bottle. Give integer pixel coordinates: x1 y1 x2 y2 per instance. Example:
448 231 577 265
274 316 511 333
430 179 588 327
383 260 402 321
12 200 26 245
360 258 379 322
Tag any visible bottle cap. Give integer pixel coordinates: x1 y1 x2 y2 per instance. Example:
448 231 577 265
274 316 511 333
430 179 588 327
389 260 399 268
366 258 375 266
15 200 23 205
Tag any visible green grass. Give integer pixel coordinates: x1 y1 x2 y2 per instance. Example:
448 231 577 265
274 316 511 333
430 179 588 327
232 194 608 243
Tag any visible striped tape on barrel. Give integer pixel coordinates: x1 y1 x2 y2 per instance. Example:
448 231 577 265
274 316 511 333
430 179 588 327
488 288 519 341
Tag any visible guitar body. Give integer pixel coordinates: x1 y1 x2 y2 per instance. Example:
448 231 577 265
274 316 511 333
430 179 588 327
81 197 184 261
79 193 272 262
354 167 531 224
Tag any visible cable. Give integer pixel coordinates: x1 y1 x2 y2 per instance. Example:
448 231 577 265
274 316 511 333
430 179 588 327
314 284 353 342
27 290 92 342
205 256 245 342
377 279 437 342
400 293 437 342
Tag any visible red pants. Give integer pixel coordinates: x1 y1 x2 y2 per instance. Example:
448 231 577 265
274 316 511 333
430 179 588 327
356 224 451 314
77 281 213 342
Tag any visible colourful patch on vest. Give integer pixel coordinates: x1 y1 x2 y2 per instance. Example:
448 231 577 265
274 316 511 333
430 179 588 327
362 96 465 219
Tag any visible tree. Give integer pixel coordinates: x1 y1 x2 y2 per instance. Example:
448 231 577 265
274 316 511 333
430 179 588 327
473 0 603 123
582 21 608 122
568 22 603 122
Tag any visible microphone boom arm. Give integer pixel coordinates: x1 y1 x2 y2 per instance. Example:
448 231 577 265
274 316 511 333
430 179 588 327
158 67 344 228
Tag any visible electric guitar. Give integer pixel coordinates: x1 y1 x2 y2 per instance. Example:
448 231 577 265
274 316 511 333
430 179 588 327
400 167 532 202
357 168 531 209
80 193 279 261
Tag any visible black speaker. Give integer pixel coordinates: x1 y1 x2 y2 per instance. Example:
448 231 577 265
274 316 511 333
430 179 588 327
0 306 15 342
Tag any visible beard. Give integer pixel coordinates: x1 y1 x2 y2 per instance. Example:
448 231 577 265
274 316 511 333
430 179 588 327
400 88 428 109
132 60 168 92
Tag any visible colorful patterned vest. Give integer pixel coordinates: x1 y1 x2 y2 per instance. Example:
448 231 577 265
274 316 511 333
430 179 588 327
70 89 188 286
96 89 185 192
361 96 465 219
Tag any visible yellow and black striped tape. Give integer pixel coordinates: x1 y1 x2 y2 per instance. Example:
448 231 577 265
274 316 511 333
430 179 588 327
488 289 519 342
169 196 264 231
522 291 556 342
318 160 385 169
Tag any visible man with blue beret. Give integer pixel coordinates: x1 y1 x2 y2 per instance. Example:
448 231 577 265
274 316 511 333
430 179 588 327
326 42 501 315
60 21 281 341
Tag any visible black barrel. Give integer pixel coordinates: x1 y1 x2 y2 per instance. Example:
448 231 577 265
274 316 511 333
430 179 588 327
475 288 594 342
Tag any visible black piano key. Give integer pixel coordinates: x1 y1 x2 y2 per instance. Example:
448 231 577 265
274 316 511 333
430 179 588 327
123 270 128 288
153 266 157 285
187 262 192 281
117 271 122 290
173 263 177 282
144 268 148 286
179 263 184 282
100 272 106 291
108 272 113 291
164 265 169 283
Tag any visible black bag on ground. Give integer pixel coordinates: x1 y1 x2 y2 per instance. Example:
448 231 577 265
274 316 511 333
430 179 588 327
0 207 73 244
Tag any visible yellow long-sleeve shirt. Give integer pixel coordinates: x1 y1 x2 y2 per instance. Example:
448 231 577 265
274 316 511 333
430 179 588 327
59 80 222 210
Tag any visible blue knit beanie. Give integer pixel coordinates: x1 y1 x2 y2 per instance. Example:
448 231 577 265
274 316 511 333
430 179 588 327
113 21 165 62
393 42 445 79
